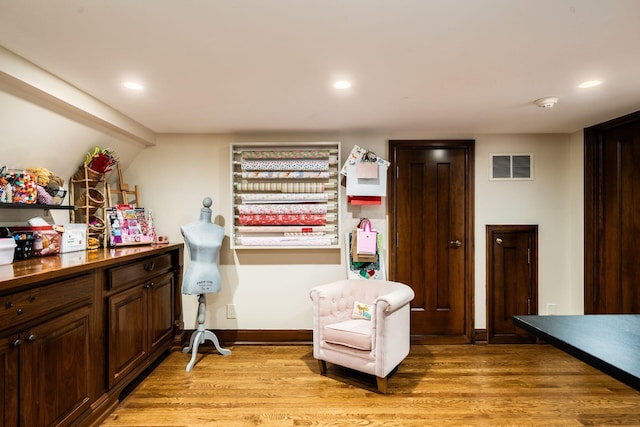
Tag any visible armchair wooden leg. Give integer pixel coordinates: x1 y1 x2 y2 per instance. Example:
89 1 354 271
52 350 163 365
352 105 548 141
376 376 388 394
318 359 327 375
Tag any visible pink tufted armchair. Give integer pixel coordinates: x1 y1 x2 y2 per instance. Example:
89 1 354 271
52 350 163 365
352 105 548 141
309 279 415 393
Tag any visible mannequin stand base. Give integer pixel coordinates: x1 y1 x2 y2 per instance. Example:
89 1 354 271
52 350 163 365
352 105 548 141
182 329 231 372
182 294 231 372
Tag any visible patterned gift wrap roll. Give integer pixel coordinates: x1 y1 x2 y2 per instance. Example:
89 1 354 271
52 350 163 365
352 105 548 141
236 204 328 215
241 159 330 171
279 182 326 193
241 171 331 179
236 225 333 233
234 182 326 193
237 235 332 246
241 150 330 160
238 214 327 226
239 193 329 203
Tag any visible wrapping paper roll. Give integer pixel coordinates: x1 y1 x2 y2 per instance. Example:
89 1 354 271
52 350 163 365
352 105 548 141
241 171 330 179
236 225 333 233
237 235 332 246
241 150 330 160
238 214 327 226
235 182 326 193
239 193 329 203
241 159 330 171
237 204 328 215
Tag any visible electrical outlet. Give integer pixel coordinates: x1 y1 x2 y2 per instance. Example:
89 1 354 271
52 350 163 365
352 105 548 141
226 304 237 319
546 303 557 315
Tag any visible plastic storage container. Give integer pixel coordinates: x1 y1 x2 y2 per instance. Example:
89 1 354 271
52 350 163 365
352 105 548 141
11 230 34 260
0 237 17 265
10 226 61 257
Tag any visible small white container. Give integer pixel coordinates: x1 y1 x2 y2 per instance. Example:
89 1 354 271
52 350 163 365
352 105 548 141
59 224 87 253
0 238 17 265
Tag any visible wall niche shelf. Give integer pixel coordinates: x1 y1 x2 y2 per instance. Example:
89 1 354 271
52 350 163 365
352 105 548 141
231 142 341 250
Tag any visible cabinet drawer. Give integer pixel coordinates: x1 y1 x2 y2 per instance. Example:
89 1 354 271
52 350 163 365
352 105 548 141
108 254 173 290
0 274 93 330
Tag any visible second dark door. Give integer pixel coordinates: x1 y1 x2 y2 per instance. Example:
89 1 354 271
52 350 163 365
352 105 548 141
487 225 538 344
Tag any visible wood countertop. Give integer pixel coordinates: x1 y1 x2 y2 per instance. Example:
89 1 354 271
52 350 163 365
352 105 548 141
0 243 183 290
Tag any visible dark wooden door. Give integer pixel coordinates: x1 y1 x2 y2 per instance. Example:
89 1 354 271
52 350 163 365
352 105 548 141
21 306 92 427
108 285 148 387
0 334 18 427
487 225 537 344
389 140 474 343
585 111 640 313
148 272 175 353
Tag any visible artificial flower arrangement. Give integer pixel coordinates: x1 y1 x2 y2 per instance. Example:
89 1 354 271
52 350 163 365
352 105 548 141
84 147 119 174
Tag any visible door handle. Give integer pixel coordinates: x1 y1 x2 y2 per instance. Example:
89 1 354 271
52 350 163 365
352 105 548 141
495 237 503 245
449 240 462 248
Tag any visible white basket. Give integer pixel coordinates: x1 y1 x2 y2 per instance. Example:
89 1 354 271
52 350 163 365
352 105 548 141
0 238 17 265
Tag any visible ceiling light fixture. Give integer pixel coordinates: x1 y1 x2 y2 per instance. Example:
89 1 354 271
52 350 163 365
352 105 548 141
122 81 144 91
333 80 352 89
534 97 559 109
578 80 601 88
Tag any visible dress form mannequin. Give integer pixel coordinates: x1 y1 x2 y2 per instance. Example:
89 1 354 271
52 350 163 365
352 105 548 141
181 197 231 372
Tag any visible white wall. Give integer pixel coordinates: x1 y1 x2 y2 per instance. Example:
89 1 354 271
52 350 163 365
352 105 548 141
474 134 582 328
127 132 584 331
125 133 391 329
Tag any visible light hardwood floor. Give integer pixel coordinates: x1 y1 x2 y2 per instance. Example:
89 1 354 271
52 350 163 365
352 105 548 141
100 344 640 426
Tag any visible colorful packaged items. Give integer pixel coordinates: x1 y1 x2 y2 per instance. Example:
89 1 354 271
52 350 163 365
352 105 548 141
4 170 37 204
10 226 61 256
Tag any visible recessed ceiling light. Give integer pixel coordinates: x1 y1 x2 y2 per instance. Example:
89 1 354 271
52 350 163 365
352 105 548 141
333 80 352 89
123 81 144 91
578 80 601 89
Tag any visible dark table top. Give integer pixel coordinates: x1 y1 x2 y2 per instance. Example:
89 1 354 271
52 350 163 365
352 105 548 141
513 314 640 391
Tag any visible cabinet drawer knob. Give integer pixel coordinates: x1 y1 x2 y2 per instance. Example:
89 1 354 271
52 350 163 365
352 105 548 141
28 295 36 302
12 339 21 348
17 308 23 315
5 301 13 309
27 334 36 343
144 262 155 271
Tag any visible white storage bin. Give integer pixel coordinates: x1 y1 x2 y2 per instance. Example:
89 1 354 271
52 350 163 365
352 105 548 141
0 238 17 265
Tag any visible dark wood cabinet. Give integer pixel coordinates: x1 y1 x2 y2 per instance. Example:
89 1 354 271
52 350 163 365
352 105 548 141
107 255 176 388
0 243 183 427
0 273 94 427
108 284 148 387
148 272 175 354
0 334 19 427
20 306 93 426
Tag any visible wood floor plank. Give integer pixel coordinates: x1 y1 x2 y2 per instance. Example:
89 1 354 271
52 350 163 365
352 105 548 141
100 344 640 426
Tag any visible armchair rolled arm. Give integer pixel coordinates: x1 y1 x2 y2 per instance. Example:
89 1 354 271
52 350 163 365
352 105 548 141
375 286 415 313
309 280 352 301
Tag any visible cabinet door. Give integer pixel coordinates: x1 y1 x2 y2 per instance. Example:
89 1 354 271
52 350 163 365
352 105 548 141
108 285 148 388
0 335 18 427
20 306 92 427
148 272 175 354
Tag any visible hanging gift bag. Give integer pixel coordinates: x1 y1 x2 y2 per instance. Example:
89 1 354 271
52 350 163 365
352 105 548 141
351 231 377 262
356 219 377 255
356 151 379 179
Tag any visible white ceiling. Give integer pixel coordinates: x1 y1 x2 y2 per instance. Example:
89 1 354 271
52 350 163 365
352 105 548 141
0 0 639 135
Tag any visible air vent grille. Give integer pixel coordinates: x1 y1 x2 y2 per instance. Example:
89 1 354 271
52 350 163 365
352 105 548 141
490 153 533 180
